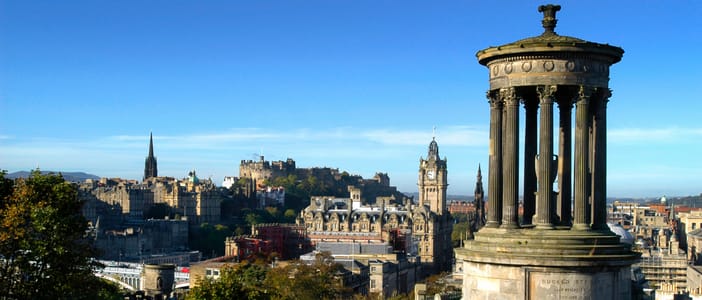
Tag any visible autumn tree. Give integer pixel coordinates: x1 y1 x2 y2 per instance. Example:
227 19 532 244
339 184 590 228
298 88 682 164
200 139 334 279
0 170 120 300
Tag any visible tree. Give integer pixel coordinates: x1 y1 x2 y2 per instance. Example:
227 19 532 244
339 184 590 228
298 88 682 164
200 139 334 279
0 170 120 300
187 261 270 300
264 252 347 299
283 209 297 222
189 223 232 258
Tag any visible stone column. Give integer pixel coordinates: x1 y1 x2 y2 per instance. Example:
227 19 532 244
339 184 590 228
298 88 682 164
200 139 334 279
572 86 592 231
591 89 610 231
523 97 538 226
535 85 556 229
486 91 503 228
557 98 573 226
501 87 520 229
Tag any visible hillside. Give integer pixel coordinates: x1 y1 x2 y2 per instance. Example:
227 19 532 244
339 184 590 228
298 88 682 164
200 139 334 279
6 170 100 182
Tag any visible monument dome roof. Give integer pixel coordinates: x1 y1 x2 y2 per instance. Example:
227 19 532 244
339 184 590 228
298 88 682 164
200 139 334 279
476 4 623 66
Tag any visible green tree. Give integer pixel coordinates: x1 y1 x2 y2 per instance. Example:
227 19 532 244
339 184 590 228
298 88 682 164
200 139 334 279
189 223 232 258
0 170 121 300
265 252 347 299
187 261 270 300
283 209 297 222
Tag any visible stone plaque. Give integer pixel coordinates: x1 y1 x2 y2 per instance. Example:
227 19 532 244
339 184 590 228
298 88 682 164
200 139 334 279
528 271 614 300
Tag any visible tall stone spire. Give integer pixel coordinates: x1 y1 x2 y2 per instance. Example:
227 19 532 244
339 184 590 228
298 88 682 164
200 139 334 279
473 165 485 228
144 132 158 181
148 132 154 157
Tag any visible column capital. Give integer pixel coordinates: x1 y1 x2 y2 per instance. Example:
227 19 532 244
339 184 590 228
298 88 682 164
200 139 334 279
487 90 503 107
596 88 612 106
500 87 519 106
576 85 596 104
536 85 557 103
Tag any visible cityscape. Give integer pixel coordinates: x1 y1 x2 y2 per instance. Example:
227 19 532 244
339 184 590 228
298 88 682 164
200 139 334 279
1 2 701 300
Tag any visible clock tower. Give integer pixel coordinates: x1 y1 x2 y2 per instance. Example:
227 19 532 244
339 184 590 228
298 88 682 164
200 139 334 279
418 137 448 214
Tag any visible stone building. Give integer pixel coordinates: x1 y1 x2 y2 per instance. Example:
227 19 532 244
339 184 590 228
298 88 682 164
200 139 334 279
81 172 222 226
94 218 189 262
224 223 312 260
455 5 639 299
299 138 453 274
146 171 221 225
638 250 688 294
80 134 223 226
144 132 158 181
238 156 404 204
239 156 296 182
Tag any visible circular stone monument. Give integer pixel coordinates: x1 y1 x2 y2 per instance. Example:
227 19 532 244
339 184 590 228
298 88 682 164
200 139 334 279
455 5 640 300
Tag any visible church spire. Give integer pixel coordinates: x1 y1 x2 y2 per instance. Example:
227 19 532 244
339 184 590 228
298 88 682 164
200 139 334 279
474 164 484 195
148 132 154 157
474 164 486 229
144 132 158 181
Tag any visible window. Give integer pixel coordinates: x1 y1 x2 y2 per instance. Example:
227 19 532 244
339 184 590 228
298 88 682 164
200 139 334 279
371 280 376 289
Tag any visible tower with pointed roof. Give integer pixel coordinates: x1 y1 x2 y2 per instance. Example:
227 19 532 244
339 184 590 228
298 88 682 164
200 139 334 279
144 132 158 181
418 136 448 215
473 165 485 229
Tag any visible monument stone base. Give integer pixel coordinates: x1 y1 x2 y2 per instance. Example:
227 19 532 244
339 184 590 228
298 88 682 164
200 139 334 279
456 228 639 300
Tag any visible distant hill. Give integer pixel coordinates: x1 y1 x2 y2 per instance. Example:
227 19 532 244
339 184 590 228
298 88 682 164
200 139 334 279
6 170 100 182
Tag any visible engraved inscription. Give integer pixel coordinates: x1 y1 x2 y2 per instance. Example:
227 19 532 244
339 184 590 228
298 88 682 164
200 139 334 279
529 272 614 300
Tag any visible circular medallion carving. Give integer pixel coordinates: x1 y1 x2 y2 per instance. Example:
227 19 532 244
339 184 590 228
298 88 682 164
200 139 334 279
543 61 555 72
521 61 532 72
566 61 575 71
492 65 499 76
505 63 513 74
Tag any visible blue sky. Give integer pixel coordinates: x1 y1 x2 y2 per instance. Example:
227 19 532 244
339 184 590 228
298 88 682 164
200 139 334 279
1 1 700 198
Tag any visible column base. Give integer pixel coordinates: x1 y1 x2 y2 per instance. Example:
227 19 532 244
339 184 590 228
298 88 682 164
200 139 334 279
485 221 501 228
571 223 591 231
500 223 521 229
534 224 555 230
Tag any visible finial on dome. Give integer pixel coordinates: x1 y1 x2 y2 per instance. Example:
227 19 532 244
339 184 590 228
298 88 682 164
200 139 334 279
538 4 561 34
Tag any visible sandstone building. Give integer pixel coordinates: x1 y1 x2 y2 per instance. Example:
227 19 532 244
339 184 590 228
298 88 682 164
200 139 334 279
299 137 453 274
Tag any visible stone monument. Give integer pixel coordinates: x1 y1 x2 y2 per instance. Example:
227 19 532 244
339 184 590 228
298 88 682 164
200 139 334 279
142 264 175 298
455 4 640 299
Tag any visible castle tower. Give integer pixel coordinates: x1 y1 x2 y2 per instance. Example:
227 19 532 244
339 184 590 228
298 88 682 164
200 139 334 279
456 5 639 299
144 132 158 181
418 137 448 214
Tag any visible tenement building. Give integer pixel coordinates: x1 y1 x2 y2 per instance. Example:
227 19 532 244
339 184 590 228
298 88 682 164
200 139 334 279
300 137 453 274
455 5 640 299
80 134 222 226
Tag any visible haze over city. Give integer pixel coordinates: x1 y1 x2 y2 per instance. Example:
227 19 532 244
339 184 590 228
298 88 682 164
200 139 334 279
1 1 700 198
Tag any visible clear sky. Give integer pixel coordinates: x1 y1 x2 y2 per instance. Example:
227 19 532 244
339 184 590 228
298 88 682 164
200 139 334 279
1 1 701 198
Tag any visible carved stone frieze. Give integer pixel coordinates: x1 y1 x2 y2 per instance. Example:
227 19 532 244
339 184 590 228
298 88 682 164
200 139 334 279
487 57 611 90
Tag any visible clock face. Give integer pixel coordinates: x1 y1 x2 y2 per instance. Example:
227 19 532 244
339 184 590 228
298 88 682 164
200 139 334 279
427 170 435 180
